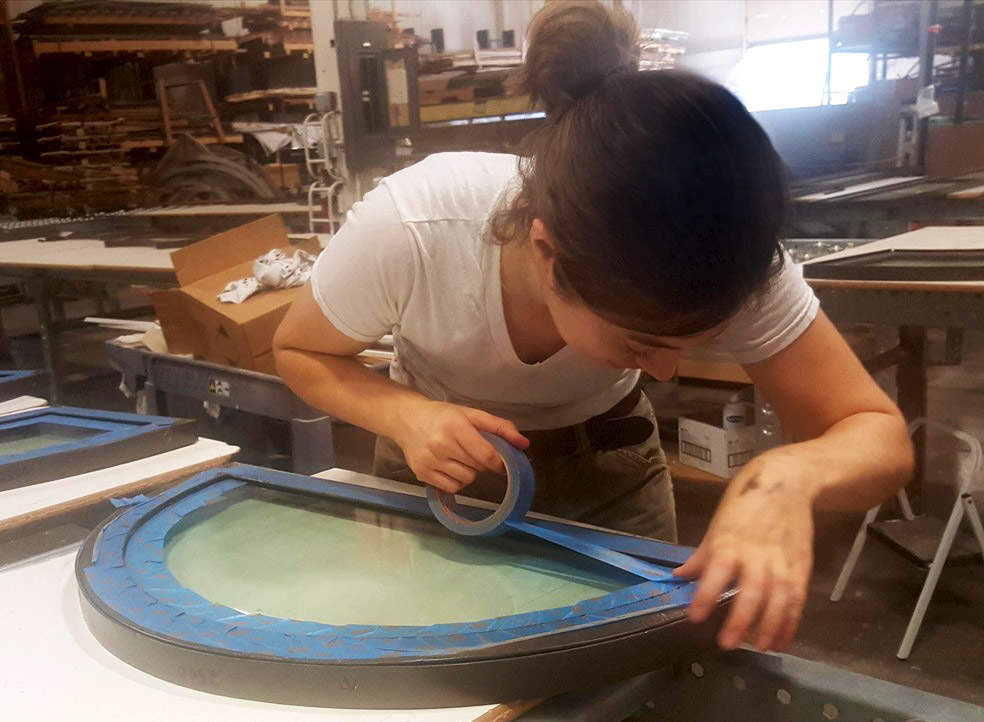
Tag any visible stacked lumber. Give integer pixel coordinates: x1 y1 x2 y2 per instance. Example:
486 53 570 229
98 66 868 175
0 117 21 156
15 0 234 56
237 0 313 56
0 156 149 217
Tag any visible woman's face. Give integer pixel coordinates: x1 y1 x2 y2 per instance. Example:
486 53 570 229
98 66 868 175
542 284 718 380
526 219 721 378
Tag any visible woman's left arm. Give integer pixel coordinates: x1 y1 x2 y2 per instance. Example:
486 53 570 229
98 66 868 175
676 309 913 651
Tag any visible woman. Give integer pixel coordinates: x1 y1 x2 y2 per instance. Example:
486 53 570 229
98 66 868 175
273 1 912 652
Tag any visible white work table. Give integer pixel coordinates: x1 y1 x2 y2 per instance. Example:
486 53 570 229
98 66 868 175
0 548 520 722
0 437 239 535
0 465 546 722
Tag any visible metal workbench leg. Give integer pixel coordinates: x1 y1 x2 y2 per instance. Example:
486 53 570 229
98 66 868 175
963 493 984 558
143 381 168 416
897 326 928 507
0 303 9 360
290 416 335 474
33 279 59 403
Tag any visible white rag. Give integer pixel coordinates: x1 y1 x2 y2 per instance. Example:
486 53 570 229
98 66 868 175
218 249 317 304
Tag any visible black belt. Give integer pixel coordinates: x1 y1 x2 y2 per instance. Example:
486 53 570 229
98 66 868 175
522 385 655 460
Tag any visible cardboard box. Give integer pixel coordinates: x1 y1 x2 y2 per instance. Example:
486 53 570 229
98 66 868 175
151 214 318 376
927 121 984 178
678 409 757 480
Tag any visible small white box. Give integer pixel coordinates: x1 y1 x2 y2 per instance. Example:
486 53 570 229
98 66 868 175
678 409 757 479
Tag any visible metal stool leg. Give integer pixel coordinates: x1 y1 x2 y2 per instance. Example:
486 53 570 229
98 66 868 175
963 494 984 557
831 505 880 602
897 500 966 659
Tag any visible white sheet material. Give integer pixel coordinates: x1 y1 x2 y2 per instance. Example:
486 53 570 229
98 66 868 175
802 225 984 268
0 437 238 524
794 176 925 202
0 548 499 722
0 395 47 416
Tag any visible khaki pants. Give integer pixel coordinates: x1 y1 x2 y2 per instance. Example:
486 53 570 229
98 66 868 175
372 393 677 543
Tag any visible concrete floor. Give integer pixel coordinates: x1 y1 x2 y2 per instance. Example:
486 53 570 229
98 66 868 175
3 301 983 709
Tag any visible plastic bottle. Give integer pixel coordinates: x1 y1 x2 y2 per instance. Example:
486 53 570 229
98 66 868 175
722 395 747 430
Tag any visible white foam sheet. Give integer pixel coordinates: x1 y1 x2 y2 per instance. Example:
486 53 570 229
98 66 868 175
0 437 238 524
0 395 47 416
0 548 499 722
801 225 984 282
794 175 925 202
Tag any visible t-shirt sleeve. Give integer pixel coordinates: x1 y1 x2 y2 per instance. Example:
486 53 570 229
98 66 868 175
309 184 416 344
709 253 820 364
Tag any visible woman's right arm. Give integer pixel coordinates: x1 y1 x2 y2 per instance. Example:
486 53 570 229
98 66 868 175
273 287 528 491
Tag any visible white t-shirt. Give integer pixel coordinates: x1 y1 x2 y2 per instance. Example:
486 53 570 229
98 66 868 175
311 152 819 430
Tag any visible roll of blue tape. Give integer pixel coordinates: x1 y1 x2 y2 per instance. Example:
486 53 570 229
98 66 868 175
426 432 534 536
426 433 684 585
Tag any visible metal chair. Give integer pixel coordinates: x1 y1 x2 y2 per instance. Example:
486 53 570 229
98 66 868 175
830 418 984 659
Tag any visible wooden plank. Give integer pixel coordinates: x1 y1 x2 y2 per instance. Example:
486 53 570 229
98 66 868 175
471 699 545 722
156 77 173 144
420 95 532 124
420 87 475 106
0 438 237 534
42 13 220 26
135 202 310 218
197 79 226 142
32 37 237 55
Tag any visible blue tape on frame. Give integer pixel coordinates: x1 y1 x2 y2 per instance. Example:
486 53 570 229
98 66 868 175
427 433 534 536
427 434 685 584
82 463 702 663
0 406 186 467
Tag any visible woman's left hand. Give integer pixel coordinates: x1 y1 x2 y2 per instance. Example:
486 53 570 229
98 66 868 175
673 449 817 651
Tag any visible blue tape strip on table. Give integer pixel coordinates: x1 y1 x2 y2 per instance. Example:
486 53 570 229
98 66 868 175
82 464 698 662
427 433 684 584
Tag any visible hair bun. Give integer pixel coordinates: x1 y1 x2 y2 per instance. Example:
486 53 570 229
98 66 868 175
513 0 639 117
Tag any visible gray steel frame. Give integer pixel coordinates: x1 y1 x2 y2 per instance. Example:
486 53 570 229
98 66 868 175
642 648 984 722
105 341 333 474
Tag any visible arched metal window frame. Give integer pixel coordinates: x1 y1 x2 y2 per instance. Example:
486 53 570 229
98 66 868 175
78 463 733 708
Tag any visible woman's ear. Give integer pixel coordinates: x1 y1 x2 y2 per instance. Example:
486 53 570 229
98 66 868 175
529 218 557 261
529 218 558 287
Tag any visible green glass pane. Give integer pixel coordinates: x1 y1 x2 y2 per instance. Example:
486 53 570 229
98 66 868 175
0 423 101 456
163 488 638 626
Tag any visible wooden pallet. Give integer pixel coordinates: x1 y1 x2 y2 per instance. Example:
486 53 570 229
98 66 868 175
420 87 475 106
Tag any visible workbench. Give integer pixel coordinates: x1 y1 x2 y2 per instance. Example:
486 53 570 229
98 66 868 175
106 340 333 474
671 227 984 487
0 238 177 402
4 465 982 722
803 226 984 491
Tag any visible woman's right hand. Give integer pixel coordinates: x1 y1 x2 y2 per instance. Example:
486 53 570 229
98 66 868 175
391 400 529 493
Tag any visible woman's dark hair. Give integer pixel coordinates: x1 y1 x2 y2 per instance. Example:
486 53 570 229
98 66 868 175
490 0 788 336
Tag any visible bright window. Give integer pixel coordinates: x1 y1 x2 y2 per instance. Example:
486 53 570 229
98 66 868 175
731 38 870 112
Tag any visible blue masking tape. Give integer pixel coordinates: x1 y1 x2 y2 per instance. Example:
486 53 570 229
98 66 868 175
427 434 684 584
82 464 700 662
427 432 534 536
110 493 152 508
